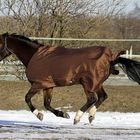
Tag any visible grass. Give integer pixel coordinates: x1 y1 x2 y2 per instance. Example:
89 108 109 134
0 80 140 112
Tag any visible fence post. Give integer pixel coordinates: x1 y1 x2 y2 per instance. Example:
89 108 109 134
130 46 133 59
126 50 129 58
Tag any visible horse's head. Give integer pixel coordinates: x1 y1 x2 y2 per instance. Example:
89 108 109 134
0 33 12 61
0 32 44 66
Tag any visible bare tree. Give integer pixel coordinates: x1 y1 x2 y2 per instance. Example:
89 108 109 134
0 0 127 40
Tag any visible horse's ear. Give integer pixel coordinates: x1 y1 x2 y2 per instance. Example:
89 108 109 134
0 33 8 44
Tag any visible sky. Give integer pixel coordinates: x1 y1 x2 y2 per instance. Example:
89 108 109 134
125 0 140 13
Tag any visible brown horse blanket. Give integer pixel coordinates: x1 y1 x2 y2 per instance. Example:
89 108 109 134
26 46 121 92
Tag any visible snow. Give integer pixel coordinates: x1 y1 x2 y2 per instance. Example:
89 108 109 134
0 110 140 139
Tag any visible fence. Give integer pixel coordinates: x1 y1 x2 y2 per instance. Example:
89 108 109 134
29 37 140 42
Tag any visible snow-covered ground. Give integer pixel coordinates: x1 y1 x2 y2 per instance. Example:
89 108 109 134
0 110 140 139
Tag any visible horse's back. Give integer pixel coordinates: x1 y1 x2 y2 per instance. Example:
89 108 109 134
64 46 108 58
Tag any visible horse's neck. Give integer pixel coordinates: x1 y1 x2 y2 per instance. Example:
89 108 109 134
16 47 38 67
9 41 38 67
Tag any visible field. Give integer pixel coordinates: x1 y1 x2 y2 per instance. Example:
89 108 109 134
0 80 140 139
0 80 140 112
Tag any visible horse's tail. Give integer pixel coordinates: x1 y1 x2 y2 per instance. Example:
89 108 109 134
113 57 140 85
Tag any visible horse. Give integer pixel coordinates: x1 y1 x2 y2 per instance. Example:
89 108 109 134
0 33 140 124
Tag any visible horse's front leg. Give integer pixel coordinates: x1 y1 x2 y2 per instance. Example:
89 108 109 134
25 88 43 121
43 88 70 119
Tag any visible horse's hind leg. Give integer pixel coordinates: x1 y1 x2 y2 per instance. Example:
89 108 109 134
74 87 98 124
43 88 70 119
25 87 43 121
88 86 108 123
95 86 108 108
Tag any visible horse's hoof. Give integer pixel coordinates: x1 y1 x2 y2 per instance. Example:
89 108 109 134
37 112 43 121
63 112 70 119
73 119 80 125
89 116 95 124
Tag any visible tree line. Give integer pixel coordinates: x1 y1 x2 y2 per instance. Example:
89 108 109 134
0 0 139 51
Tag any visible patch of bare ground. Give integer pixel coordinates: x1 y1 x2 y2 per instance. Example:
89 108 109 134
0 80 139 112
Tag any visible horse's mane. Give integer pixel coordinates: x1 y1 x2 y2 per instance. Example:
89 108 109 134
8 33 44 48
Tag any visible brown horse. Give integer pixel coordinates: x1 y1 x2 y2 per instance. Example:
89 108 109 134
0 33 140 124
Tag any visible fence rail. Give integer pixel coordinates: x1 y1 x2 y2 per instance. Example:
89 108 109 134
30 37 140 42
